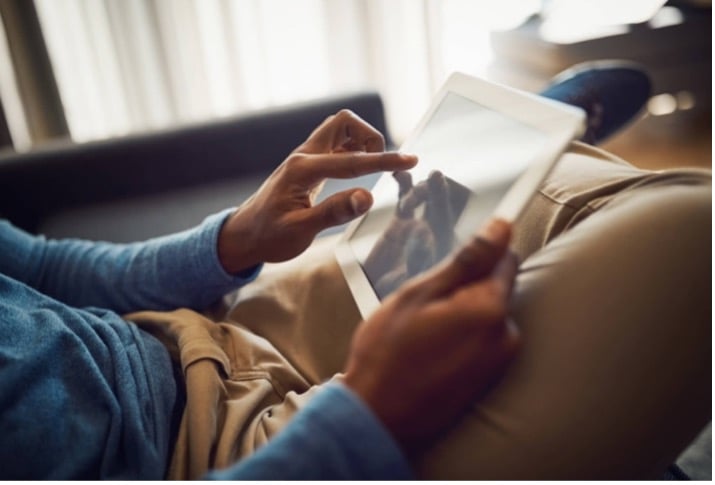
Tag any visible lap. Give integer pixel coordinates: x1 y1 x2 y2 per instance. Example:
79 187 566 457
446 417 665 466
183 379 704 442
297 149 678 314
223 235 361 384
154 146 710 478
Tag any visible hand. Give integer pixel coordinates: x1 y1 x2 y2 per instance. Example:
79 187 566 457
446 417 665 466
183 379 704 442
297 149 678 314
217 110 418 273
344 218 520 454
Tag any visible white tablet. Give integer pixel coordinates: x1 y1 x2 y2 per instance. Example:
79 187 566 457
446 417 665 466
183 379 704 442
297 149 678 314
336 72 585 318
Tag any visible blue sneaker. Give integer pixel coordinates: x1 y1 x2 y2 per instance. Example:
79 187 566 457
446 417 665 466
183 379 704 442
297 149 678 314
539 60 652 145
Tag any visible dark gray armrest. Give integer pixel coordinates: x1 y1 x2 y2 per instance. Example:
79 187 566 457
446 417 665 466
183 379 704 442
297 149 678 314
0 91 391 236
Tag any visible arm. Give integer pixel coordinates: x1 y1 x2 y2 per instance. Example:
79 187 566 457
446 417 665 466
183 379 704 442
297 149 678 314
0 110 416 314
0 211 257 313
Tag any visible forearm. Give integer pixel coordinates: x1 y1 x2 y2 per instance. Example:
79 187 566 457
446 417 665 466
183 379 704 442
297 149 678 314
0 211 260 313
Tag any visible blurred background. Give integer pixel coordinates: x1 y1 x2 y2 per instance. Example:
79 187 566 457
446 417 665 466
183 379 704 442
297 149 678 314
0 2 709 478
0 0 710 170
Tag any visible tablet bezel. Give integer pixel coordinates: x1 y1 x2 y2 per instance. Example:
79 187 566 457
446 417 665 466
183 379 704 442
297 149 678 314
336 72 585 318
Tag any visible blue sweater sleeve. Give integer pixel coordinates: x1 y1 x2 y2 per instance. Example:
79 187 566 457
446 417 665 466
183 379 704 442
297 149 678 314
207 382 413 480
0 210 261 313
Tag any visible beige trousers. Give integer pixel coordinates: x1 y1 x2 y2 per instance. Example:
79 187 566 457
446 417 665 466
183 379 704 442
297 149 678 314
126 142 711 480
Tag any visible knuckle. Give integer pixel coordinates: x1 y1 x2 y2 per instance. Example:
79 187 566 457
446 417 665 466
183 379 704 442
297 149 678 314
480 300 508 327
337 109 355 119
284 153 307 171
457 236 498 266
345 154 360 178
483 279 505 300
450 238 498 280
464 287 507 327
373 132 386 146
396 278 424 302
484 285 509 318
328 197 350 222
488 301 508 325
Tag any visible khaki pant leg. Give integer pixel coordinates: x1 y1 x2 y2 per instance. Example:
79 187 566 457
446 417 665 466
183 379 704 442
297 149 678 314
513 142 710 259
416 160 711 479
223 236 362 385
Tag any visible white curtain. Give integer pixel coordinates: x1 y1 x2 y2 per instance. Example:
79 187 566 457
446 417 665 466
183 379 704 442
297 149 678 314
30 0 541 145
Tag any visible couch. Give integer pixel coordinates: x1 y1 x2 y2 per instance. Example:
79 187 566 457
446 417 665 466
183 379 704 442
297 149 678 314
0 92 390 242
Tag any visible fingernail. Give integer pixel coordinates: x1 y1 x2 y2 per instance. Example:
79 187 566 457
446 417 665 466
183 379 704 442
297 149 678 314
479 219 510 245
399 152 418 162
350 191 371 214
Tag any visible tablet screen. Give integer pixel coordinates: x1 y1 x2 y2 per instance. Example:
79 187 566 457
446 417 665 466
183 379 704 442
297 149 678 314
348 91 549 299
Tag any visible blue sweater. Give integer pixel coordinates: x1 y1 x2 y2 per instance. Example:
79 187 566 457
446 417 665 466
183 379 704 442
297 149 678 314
0 213 411 479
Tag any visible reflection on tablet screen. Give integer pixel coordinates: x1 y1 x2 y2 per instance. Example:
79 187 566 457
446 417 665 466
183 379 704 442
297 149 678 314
349 92 548 300
359 171 469 298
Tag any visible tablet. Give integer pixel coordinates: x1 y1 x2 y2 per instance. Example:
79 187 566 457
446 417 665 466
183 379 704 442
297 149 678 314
336 72 585 318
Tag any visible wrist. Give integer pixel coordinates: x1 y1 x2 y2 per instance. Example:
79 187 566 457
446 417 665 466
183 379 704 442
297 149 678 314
343 368 405 448
217 209 262 274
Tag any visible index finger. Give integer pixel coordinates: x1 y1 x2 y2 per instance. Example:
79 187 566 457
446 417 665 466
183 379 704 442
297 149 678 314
298 151 418 182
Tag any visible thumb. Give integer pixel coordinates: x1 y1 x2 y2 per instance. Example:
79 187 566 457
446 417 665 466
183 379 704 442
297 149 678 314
308 189 373 232
420 218 512 299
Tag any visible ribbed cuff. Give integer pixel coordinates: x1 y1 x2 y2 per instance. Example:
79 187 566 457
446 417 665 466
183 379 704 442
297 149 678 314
309 382 413 479
186 209 262 305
